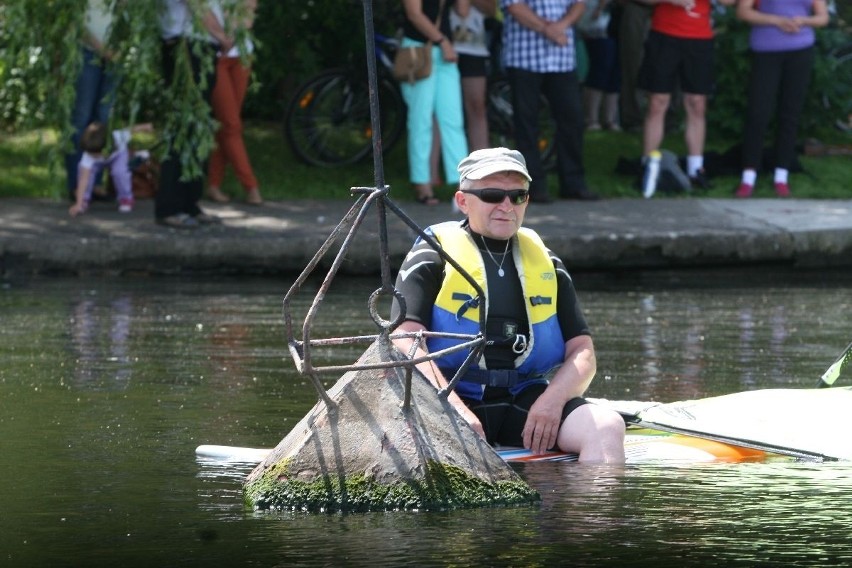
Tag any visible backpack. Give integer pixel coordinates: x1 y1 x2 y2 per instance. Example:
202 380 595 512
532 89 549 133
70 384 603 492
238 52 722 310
657 150 691 194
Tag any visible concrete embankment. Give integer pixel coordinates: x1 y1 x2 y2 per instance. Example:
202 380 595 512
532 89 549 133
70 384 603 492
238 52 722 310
2 197 852 276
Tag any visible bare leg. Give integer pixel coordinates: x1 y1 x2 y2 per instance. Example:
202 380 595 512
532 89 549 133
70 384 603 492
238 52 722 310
604 93 620 130
556 404 626 463
643 92 670 155
683 93 707 157
430 116 442 187
461 75 489 150
584 87 603 129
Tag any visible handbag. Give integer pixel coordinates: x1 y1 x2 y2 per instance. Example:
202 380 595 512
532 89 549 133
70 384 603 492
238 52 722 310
392 0 445 84
392 43 433 83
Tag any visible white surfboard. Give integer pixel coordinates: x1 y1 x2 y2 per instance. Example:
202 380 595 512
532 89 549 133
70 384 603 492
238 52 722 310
592 386 852 461
196 431 766 465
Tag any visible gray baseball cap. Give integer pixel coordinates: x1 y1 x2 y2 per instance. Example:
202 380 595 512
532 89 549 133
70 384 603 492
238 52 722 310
457 147 532 182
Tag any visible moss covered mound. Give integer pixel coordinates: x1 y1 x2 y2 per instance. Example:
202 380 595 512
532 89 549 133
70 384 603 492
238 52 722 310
243 340 539 513
245 459 539 512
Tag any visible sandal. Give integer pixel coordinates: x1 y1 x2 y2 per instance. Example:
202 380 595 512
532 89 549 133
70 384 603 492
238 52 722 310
207 187 230 203
245 187 264 206
414 184 439 206
416 195 440 206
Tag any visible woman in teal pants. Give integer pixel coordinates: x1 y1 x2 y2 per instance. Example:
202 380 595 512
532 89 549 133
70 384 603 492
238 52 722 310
400 0 470 205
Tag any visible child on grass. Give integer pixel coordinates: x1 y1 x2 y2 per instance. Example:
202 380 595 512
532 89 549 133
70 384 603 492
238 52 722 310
69 122 153 216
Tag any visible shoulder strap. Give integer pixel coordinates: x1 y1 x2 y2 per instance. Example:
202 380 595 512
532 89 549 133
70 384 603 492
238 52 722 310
435 0 446 29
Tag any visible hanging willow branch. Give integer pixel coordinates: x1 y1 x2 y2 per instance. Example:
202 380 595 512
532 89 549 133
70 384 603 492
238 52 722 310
0 0 255 184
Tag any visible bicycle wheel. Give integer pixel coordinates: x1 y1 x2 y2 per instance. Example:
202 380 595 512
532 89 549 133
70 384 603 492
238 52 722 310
486 78 556 171
284 69 405 168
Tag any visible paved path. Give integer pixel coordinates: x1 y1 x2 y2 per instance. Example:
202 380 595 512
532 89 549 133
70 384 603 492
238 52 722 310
2 196 851 276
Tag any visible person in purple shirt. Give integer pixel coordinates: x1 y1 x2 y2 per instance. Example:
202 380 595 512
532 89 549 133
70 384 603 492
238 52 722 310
734 0 829 198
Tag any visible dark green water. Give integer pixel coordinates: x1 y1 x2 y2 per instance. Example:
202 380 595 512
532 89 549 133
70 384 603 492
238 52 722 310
1 271 851 567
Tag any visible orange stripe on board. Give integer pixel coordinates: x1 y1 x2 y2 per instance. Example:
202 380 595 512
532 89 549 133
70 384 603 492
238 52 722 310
666 435 767 462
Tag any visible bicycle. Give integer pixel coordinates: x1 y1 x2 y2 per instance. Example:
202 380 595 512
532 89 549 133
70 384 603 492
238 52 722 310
284 33 556 170
283 33 406 168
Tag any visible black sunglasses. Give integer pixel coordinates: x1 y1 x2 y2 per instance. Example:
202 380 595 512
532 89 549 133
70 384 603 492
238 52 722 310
460 188 529 205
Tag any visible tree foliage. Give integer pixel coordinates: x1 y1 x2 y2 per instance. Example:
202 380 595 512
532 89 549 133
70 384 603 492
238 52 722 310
244 0 404 120
1 0 846 182
0 0 404 127
0 0 86 132
1 0 243 179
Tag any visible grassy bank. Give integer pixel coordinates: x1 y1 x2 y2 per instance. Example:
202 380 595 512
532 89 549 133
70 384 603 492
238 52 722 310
1 121 849 202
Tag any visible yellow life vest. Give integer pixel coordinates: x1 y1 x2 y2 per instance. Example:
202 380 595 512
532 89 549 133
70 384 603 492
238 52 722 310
425 222 565 398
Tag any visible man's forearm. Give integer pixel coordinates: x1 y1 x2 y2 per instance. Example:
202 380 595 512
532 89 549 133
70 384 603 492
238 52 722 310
506 2 550 33
548 335 597 401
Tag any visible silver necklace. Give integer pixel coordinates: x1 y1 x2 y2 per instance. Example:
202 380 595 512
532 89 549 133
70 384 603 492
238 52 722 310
482 238 511 277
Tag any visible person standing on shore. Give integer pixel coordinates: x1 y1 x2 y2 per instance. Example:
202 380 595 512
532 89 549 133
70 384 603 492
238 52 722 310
400 0 471 206
734 0 829 198
65 0 120 202
616 0 652 131
206 0 263 206
635 0 735 191
450 0 497 151
500 0 600 203
156 0 231 229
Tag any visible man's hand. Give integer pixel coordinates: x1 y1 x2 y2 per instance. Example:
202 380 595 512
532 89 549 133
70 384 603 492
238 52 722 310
541 21 569 46
522 335 596 454
522 392 563 454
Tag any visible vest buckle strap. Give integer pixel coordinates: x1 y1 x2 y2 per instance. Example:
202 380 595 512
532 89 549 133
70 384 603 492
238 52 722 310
451 292 480 321
459 368 527 388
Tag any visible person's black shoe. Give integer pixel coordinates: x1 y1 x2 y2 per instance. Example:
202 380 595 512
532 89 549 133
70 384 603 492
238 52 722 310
156 213 199 229
689 169 713 191
561 188 601 201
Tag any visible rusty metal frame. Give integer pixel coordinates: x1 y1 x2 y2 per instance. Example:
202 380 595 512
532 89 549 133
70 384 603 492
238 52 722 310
281 0 485 412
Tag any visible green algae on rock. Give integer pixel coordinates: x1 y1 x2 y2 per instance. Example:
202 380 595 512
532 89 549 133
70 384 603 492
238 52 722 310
245 460 539 512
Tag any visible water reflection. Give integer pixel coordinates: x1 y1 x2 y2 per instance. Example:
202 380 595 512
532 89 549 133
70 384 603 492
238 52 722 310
2 271 852 566
69 291 133 389
581 272 851 402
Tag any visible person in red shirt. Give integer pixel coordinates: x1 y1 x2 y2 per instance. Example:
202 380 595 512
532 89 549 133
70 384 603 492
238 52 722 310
636 0 734 190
